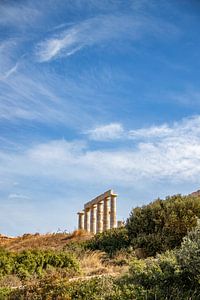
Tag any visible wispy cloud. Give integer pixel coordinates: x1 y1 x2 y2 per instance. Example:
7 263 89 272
0 62 18 80
0 65 103 125
86 116 200 142
1 116 200 186
85 123 124 141
129 124 172 139
168 89 200 107
0 2 40 27
8 193 30 200
36 13 178 62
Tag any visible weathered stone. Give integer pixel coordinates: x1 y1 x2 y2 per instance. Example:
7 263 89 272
77 211 84 230
90 204 97 234
97 201 103 233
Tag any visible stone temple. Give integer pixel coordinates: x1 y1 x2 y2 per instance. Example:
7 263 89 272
77 189 121 234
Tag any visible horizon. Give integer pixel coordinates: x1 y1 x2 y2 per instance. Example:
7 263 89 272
1 0 200 236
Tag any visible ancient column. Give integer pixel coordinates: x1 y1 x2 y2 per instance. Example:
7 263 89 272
90 204 97 234
97 201 103 233
110 194 117 229
84 208 90 232
77 211 84 230
103 197 110 231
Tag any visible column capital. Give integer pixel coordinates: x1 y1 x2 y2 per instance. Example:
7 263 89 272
111 194 117 198
77 211 84 215
104 196 110 201
84 207 90 211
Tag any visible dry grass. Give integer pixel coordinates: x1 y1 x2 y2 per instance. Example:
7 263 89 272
79 250 128 277
0 230 129 281
0 230 91 252
0 275 22 288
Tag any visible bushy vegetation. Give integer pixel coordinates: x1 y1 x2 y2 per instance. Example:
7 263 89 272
0 249 79 279
11 221 200 299
87 194 200 258
1 193 200 299
125 220 200 299
86 227 129 256
127 194 200 256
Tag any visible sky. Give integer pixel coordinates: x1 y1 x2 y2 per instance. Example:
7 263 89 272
1 0 200 236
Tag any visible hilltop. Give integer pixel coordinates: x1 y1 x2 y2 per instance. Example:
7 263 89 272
0 230 91 252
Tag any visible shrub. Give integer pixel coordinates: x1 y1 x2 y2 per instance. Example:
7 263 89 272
0 287 12 299
0 249 79 280
10 274 147 300
125 222 200 299
126 194 200 256
176 219 200 288
0 248 15 277
86 227 129 256
10 274 114 300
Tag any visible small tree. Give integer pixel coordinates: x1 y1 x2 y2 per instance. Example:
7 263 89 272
126 194 200 256
177 219 200 282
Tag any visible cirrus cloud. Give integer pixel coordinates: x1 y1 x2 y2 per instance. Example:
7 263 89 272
36 13 178 62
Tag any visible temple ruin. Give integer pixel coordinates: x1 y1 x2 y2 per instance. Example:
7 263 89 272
77 189 118 234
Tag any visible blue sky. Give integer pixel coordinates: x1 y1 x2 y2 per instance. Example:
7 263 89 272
1 0 200 236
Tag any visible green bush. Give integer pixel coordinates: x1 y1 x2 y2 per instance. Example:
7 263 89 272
86 227 129 256
0 287 12 300
176 219 200 288
9 221 200 299
9 274 147 300
125 221 200 299
126 194 200 256
0 249 79 280
0 249 15 277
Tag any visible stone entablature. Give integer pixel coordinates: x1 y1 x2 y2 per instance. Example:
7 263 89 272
77 189 117 234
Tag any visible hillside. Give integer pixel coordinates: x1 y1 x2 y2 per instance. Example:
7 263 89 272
0 230 91 252
1 194 200 299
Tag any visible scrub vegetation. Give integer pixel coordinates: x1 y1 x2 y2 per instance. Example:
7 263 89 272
1 194 200 299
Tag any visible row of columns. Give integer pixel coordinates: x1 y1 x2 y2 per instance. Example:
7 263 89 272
77 194 117 234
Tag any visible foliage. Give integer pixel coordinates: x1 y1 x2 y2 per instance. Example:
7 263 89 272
125 221 200 299
0 249 79 280
0 287 12 299
126 194 200 256
2 195 200 299
63 240 86 258
9 273 147 300
176 219 200 285
86 227 129 256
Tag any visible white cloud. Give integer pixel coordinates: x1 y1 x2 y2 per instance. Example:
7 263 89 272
85 123 124 141
0 3 40 27
1 115 200 235
0 65 102 125
0 62 18 81
1 116 200 186
129 124 172 139
36 13 178 62
8 193 30 200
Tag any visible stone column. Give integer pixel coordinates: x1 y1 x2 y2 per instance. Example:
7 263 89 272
77 211 84 230
103 197 110 231
84 208 90 232
110 194 117 229
97 201 103 233
90 204 97 234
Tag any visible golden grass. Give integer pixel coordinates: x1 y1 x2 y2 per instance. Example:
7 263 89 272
79 250 128 277
0 230 91 252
